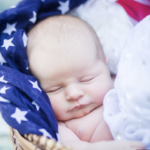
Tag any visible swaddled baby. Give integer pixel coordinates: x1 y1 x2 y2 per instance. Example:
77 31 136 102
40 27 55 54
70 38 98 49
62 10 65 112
27 15 144 150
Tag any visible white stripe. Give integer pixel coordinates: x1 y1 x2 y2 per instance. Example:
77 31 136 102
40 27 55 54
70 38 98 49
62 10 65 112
134 0 150 6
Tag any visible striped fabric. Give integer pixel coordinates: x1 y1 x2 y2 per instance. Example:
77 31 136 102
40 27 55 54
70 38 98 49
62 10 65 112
117 0 150 22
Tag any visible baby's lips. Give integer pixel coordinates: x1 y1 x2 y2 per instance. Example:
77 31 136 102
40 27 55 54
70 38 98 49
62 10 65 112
72 104 86 110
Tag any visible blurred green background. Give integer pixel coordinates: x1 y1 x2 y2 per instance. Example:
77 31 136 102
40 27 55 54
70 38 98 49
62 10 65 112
0 0 21 12
0 1 21 150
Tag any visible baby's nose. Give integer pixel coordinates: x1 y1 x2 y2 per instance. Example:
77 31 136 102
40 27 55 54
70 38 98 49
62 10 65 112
65 84 84 101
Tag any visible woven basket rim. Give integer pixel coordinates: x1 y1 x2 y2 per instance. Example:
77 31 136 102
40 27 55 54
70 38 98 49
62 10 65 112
9 126 37 150
9 126 73 150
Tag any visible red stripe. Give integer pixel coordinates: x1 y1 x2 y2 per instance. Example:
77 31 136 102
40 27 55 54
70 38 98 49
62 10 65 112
117 0 150 21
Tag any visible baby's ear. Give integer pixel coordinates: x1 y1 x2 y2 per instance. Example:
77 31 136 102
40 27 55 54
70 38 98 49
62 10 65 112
105 57 109 64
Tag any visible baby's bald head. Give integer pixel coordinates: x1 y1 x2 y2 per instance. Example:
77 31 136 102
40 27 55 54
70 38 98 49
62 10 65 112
27 15 105 57
27 15 105 78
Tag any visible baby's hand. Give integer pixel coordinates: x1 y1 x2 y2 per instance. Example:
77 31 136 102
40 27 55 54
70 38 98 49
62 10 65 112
85 140 145 150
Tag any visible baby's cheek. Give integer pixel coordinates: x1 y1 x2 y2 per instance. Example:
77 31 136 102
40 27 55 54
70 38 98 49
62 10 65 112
90 83 110 104
47 95 62 115
85 85 103 104
48 94 71 121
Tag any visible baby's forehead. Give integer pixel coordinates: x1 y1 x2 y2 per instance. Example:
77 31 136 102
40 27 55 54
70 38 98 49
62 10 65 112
27 15 105 76
28 15 95 45
30 15 91 33
27 15 100 55
28 15 95 41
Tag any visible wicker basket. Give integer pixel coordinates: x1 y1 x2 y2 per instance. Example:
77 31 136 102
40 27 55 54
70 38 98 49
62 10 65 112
9 127 73 150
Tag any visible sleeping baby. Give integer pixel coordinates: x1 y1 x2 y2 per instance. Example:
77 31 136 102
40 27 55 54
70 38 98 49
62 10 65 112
26 15 144 150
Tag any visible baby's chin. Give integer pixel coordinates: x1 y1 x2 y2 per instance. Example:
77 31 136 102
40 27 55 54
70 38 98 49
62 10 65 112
58 104 101 121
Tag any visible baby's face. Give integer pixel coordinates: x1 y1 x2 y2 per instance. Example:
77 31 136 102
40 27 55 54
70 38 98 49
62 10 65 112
27 14 114 121
28 34 113 121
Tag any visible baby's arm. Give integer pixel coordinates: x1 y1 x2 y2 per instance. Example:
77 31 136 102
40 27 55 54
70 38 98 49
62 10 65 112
90 115 113 142
58 123 145 150
58 124 89 150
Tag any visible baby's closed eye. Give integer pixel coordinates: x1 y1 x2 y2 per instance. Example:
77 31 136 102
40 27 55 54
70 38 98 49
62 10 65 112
80 75 97 83
80 77 94 82
48 87 62 93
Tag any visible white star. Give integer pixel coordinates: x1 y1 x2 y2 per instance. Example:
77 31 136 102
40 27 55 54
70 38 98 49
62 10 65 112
0 96 10 103
11 108 28 124
57 0 70 14
22 32 28 47
0 52 6 65
32 101 40 111
29 11 37 23
39 129 53 138
0 86 10 94
0 76 8 83
28 80 42 92
3 23 17 35
41 0 45 2
1 38 14 50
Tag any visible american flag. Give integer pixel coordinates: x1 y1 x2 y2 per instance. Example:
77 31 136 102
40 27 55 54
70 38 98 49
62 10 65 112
0 0 87 140
0 0 150 141
117 0 150 23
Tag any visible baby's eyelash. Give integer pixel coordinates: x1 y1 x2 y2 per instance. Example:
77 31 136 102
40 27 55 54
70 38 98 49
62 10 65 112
80 77 94 83
49 88 61 93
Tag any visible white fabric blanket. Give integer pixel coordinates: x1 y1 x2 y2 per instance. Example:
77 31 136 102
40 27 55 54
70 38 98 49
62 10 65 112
68 0 134 74
68 0 150 147
103 15 150 148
